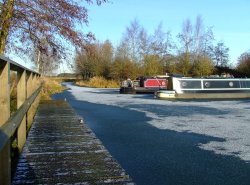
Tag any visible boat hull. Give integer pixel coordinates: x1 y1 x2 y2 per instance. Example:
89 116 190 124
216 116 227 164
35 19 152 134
157 90 250 100
119 87 136 94
120 87 164 94
156 90 176 99
176 92 250 99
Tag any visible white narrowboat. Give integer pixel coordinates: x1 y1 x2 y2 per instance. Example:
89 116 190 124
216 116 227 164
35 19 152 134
156 77 250 99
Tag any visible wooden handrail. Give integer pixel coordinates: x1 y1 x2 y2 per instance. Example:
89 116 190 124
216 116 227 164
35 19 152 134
0 56 41 184
0 86 42 151
0 55 39 75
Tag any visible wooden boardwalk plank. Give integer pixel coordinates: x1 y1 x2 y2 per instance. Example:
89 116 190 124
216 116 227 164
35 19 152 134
12 100 134 184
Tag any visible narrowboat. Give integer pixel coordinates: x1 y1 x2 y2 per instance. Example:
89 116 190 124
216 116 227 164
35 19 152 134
120 76 168 94
156 76 250 99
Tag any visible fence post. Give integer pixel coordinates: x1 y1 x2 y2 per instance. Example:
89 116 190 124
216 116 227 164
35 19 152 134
17 69 27 151
0 61 11 184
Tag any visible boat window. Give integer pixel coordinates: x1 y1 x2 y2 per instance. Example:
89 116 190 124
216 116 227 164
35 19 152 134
203 81 240 88
180 80 201 89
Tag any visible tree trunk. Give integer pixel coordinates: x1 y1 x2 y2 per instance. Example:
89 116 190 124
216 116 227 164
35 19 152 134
0 0 15 54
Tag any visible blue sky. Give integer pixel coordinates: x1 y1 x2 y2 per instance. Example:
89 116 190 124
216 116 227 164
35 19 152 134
85 0 250 66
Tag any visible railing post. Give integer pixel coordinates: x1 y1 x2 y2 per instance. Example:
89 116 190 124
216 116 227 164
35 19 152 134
0 61 10 126
26 72 33 130
0 61 11 184
30 74 40 126
35 74 39 89
32 73 35 94
17 69 26 151
34 74 41 114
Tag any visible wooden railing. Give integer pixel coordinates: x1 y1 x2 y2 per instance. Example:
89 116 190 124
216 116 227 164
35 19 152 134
0 56 41 184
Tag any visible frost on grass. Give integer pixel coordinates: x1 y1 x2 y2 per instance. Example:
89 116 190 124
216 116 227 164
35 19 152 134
64 83 250 162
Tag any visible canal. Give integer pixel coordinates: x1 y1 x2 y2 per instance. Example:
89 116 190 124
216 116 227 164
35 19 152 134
53 83 250 185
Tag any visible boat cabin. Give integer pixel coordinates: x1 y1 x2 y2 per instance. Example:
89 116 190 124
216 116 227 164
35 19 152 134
157 77 250 99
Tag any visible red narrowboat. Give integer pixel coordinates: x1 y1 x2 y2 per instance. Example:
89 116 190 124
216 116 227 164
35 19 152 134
120 76 168 94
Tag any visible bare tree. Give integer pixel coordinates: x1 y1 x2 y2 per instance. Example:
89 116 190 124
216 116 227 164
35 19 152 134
177 18 193 75
121 19 143 62
193 15 204 56
201 27 214 57
178 18 193 54
193 16 214 58
0 0 107 56
97 40 113 78
75 40 113 79
75 47 95 80
31 38 61 75
177 16 215 76
32 48 60 76
150 23 174 58
138 27 150 59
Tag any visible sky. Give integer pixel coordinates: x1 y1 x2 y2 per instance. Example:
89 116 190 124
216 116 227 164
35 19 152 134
85 0 250 66
9 0 249 72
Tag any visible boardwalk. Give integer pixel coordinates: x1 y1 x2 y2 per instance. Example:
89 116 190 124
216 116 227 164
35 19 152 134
12 100 134 184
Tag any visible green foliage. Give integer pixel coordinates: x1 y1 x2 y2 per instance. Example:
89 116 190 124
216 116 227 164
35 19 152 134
192 56 214 77
143 55 163 76
111 57 140 80
177 52 192 76
164 56 180 74
237 51 250 77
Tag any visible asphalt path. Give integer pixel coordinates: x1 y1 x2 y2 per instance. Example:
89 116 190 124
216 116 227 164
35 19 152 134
52 83 250 185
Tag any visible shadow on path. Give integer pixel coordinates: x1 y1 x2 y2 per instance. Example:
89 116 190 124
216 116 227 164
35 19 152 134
53 88 250 185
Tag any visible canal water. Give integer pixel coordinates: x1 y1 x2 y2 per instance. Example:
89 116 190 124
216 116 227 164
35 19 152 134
53 83 250 185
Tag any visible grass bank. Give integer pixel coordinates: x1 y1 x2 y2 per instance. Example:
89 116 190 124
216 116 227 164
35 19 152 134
75 76 120 88
10 77 66 113
41 77 66 100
